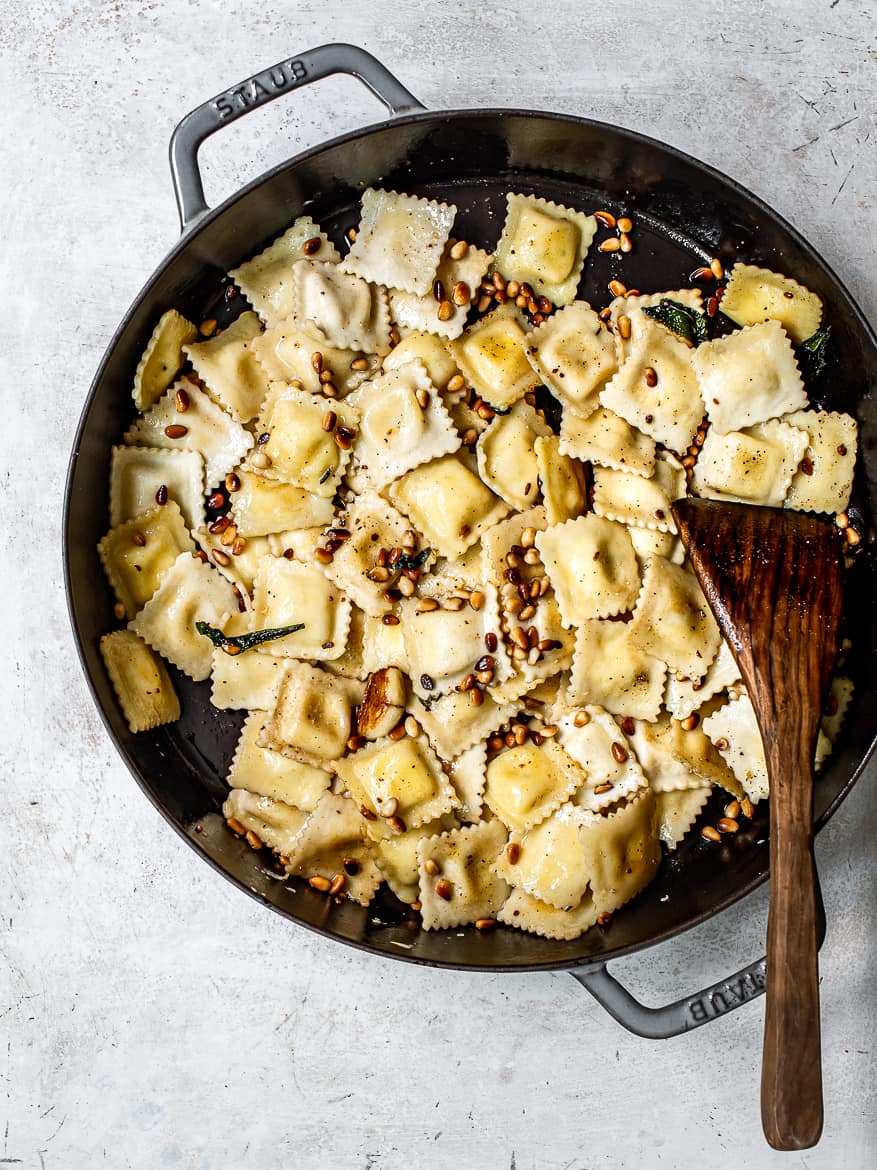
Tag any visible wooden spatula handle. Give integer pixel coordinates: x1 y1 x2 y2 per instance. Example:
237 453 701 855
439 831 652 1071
761 737 823 1150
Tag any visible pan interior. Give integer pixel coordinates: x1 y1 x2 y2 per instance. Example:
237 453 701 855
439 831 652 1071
66 112 876 971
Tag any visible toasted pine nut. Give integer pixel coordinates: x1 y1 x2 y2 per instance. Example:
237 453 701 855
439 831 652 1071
701 825 721 842
599 237 621 253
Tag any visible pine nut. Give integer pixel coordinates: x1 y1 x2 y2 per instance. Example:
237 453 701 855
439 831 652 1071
329 874 345 896
468 686 484 707
701 825 721 842
435 879 453 901
398 576 415 597
113 601 126 620
453 281 471 306
211 549 230 567
617 315 631 339
681 713 700 731
405 716 419 737
717 817 739 834
710 257 724 280
573 710 591 727
690 266 714 282
475 919 497 932
311 351 323 373
611 742 628 764
416 597 439 613
164 424 188 439
199 318 217 337
619 233 632 253
308 875 331 892
644 366 658 388
175 387 190 413
225 473 240 493
322 410 337 432
617 216 633 233
724 800 741 819
226 817 245 836
594 210 616 229
446 373 466 393
506 842 521 865
350 356 370 371
599 237 621 253
437 300 454 321
741 797 754 819
303 235 322 255
251 451 271 469
449 239 469 260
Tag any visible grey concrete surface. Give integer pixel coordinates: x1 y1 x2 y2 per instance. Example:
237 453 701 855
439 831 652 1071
1 1 875 1167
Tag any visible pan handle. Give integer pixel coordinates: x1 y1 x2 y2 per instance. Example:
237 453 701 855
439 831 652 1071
570 880 826 1038
169 43 426 233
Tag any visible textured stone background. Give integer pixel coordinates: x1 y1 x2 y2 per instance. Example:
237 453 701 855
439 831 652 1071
1 1 875 1167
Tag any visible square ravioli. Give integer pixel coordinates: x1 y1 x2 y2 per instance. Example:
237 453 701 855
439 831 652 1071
578 789 661 915
98 499 195 618
783 410 857 514
124 378 253 489
555 705 647 813
719 263 823 345
222 788 308 855
251 555 351 660
524 301 617 416
381 328 462 390
475 400 552 510
534 435 588 525
387 453 511 561
568 618 667 721
227 712 331 810
656 788 712 850
692 320 807 434
256 384 357 497
109 445 204 531
483 740 585 831
341 188 457 295
691 418 808 506
210 646 290 711
282 792 382 905
402 591 503 700
348 360 460 490
558 405 656 478
498 887 599 941
252 317 379 395
702 694 769 803
291 259 390 353
629 556 721 680
230 471 336 537
130 552 239 681
627 713 741 795
229 215 340 325
132 309 197 412
599 315 705 455
184 311 271 423
417 819 509 930
536 515 641 625
449 304 539 408
100 629 180 733
493 193 597 305
335 734 457 829
494 803 588 910
388 238 492 339
592 453 686 534
262 662 361 766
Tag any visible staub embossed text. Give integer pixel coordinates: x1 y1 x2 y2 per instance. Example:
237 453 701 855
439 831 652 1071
212 59 307 119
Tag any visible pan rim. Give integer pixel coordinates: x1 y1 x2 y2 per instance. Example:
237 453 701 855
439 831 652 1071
64 104 877 973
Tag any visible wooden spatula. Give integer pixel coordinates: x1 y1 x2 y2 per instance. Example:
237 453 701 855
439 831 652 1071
671 498 844 1151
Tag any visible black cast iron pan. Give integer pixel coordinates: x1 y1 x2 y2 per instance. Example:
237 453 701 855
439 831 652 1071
64 44 877 1037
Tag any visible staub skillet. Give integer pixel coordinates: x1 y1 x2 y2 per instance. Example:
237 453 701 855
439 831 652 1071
64 44 877 1037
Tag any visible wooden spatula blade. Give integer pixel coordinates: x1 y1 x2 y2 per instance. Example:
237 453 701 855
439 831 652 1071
671 497 844 1151
671 498 843 741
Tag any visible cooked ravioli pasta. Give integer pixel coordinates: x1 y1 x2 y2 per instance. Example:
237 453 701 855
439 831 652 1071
100 185 858 942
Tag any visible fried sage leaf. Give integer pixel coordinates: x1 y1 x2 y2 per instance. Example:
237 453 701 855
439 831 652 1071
642 299 709 345
196 620 304 655
796 327 830 385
